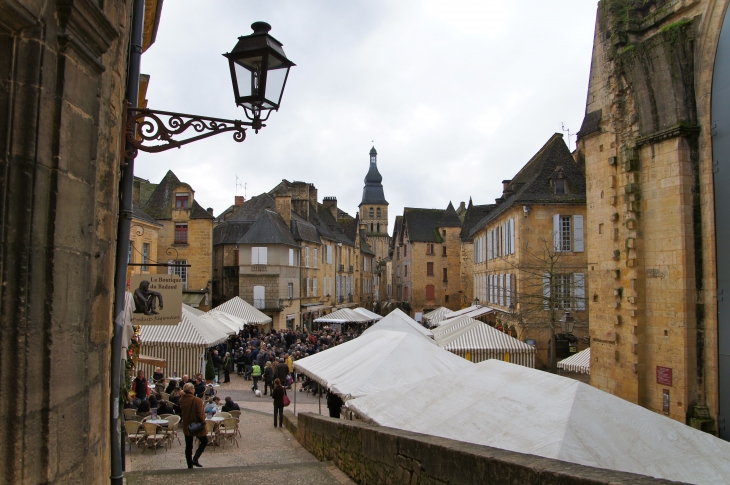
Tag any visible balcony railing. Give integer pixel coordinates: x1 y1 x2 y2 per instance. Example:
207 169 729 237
347 294 353 302
348 265 353 273
251 264 267 272
338 264 344 272
253 299 282 311
338 295 344 303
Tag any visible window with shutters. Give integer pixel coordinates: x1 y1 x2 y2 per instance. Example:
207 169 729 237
174 223 188 244
288 283 294 299
426 284 435 300
427 262 434 276
314 249 318 268
251 247 268 265
253 285 265 309
169 260 188 290
442 246 447 256
175 192 189 209
426 244 434 255
142 243 150 272
327 245 333 264
305 247 310 267
305 277 310 297
443 268 448 282
313 278 317 297
404 265 408 277
289 248 294 266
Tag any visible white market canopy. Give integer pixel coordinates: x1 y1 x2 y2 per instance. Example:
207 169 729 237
139 305 228 347
435 320 535 367
314 308 373 324
558 347 591 374
431 314 477 339
362 308 433 340
442 306 495 321
199 310 245 335
423 307 453 325
293 330 471 400
353 307 383 321
347 359 730 485
212 296 272 325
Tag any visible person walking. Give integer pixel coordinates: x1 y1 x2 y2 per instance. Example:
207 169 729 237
271 378 286 428
263 361 274 395
251 362 262 392
132 370 150 402
180 382 208 469
223 352 233 383
276 357 289 387
327 390 343 419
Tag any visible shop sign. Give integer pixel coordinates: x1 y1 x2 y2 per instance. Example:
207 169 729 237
130 274 183 325
656 366 673 386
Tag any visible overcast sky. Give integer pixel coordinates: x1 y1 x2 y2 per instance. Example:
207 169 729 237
135 1 598 229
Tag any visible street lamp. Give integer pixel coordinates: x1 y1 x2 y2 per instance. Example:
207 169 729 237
124 22 295 159
472 297 480 307
225 22 295 131
560 311 575 334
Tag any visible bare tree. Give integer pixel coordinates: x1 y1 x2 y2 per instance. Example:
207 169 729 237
501 236 587 373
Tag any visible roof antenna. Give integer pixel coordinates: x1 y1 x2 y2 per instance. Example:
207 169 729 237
561 122 575 151
235 175 243 195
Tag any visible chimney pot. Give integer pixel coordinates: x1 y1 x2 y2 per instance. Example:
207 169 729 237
234 196 245 206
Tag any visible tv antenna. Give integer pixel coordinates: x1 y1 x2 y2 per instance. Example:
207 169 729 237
235 175 243 196
561 122 575 151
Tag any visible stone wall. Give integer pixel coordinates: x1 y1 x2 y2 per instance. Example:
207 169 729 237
0 0 132 482
289 412 684 485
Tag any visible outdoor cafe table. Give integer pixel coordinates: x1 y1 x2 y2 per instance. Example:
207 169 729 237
146 419 168 427
208 417 225 423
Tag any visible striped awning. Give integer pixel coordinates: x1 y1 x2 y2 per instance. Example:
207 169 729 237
353 307 383 321
211 296 272 325
558 348 591 374
139 306 228 347
442 306 496 321
423 307 453 325
436 319 536 368
315 308 373 324
431 315 476 338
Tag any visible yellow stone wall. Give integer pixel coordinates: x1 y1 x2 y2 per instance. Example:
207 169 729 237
127 219 160 282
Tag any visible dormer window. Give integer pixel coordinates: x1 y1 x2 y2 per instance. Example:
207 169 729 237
175 192 190 209
555 179 566 195
369 207 374 218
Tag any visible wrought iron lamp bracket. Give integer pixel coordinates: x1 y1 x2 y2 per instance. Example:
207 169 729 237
123 102 264 161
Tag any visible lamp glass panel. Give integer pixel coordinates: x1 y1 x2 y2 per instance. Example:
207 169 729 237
264 67 288 107
234 62 257 99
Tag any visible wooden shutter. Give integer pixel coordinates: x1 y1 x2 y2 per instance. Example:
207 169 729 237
573 215 584 252
510 218 515 254
506 274 511 308
426 285 435 300
289 248 294 266
574 273 585 310
553 214 561 252
543 274 551 309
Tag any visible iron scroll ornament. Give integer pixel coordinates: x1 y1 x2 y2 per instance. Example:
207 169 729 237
123 103 264 160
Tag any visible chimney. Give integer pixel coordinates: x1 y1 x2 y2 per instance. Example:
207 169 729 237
308 184 318 211
234 196 245 206
502 180 512 192
323 197 337 219
206 207 214 216
275 194 292 228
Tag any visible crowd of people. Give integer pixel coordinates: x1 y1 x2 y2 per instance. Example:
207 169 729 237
127 325 366 468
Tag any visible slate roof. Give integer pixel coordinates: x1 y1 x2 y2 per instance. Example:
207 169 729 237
576 109 602 140
338 216 358 243
291 219 321 244
402 208 445 243
213 221 254 246
141 170 213 220
460 202 495 241
469 134 586 237
132 206 161 226
361 238 375 256
391 216 403 249
239 210 298 247
439 202 462 228
360 146 388 206
317 203 354 246
337 208 353 219
229 193 277 222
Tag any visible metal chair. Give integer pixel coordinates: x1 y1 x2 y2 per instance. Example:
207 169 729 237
123 408 137 420
218 418 238 448
124 421 145 452
142 422 167 454
228 410 241 419
164 415 181 446
213 411 231 418
205 420 218 451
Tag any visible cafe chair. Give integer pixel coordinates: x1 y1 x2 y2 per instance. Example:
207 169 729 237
205 420 218 451
213 412 231 418
142 422 167 454
124 421 145 452
164 415 181 446
123 408 137 420
219 418 238 448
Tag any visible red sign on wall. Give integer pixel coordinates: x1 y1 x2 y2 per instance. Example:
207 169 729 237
656 366 673 386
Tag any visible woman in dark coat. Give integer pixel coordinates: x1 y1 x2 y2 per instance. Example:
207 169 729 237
180 382 208 469
263 362 274 396
271 378 286 428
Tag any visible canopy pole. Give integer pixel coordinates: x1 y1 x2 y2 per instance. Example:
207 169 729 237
318 383 322 415
293 376 297 415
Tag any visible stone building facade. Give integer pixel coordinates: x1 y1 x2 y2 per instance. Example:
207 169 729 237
0 0 165 481
470 134 588 368
574 0 730 432
137 171 214 310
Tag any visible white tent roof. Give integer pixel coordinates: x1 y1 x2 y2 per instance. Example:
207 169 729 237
442 306 495 321
423 307 452 324
199 310 245 335
293 330 471 400
212 296 272 325
558 348 591 374
347 359 730 485
139 306 228 347
435 320 535 367
353 307 383 321
431 314 477 338
362 308 433 340
314 308 373 324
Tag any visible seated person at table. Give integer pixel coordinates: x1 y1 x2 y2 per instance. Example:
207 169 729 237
148 395 158 410
136 399 152 417
221 396 240 412
165 379 178 394
204 397 219 417
153 367 164 383
157 399 175 415
193 376 206 398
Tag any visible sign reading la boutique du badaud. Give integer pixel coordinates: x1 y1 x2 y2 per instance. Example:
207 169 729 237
130 274 183 325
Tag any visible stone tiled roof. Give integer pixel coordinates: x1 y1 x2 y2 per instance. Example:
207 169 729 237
460 202 495 241
213 221 254 245
317 204 354 246
439 202 462 228
141 170 213 220
469 134 586 237
576 109 602 140
391 216 403 248
229 193 277 222
338 216 358 243
291 219 321 244
132 205 161 226
239 210 298 247
361 238 375 256
403 208 445 243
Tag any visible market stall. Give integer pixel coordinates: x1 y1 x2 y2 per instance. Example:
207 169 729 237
435 319 535 367
294 329 471 401
353 307 383 321
557 347 590 374
211 296 273 326
422 307 452 327
346 359 730 485
361 308 434 340
314 308 373 325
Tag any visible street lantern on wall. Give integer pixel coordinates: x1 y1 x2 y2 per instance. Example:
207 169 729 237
124 22 295 159
560 311 575 334
224 22 295 131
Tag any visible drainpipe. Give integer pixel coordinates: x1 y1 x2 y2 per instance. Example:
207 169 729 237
111 0 145 483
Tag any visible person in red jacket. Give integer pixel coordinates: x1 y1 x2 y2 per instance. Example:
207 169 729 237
180 382 207 468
